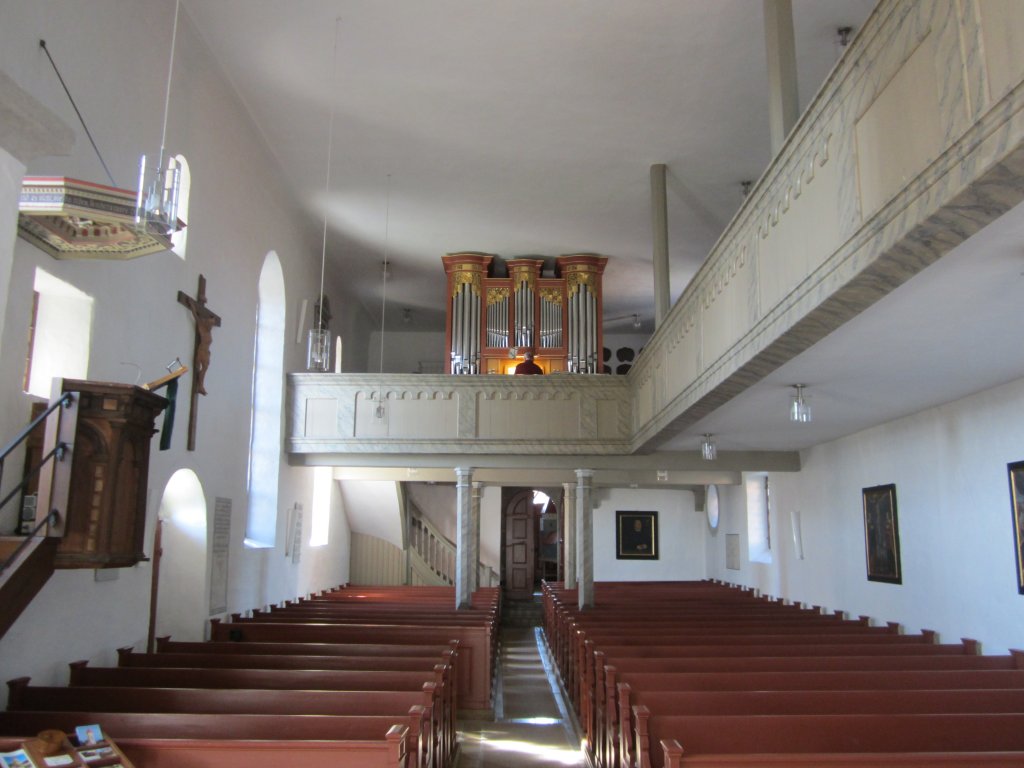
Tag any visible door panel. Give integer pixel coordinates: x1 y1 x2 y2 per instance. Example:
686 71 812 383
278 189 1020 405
504 491 535 600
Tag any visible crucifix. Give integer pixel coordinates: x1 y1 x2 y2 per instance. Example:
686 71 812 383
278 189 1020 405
177 274 221 451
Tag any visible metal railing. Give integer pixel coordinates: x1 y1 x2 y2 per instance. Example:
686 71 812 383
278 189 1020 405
0 508 60 577
0 392 74 574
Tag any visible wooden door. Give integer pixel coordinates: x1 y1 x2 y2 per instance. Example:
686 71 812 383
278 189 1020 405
503 490 535 600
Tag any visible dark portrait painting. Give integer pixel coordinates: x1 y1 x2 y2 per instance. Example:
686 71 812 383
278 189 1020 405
616 511 658 560
862 484 902 584
1008 461 1024 594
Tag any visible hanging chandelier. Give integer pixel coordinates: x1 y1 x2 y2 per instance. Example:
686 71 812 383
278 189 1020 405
18 7 185 260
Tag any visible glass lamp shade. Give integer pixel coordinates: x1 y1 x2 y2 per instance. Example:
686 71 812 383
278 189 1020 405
700 434 717 461
307 328 332 372
790 394 812 422
135 154 182 237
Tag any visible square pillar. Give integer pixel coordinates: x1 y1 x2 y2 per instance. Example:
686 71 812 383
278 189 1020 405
575 469 594 609
454 466 474 609
562 481 576 590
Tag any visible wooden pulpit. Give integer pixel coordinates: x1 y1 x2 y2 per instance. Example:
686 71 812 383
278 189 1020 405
39 380 168 569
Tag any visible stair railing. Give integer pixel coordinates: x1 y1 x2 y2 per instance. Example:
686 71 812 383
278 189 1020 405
0 509 60 577
0 391 74 573
406 497 500 588
409 511 454 585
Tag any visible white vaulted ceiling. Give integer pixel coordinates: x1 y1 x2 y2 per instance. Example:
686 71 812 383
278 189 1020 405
183 0 875 332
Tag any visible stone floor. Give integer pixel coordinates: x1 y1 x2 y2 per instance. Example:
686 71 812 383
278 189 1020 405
454 626 587 767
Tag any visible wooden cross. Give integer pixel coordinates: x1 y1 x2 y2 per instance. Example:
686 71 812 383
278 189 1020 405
177 274 221 451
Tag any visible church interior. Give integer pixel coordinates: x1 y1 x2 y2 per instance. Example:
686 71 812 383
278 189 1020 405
1 0 1024 765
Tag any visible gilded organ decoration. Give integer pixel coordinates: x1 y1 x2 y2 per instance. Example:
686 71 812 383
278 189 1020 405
442 252 606 374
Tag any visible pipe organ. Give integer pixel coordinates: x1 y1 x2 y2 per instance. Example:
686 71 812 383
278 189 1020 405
443 252 607 374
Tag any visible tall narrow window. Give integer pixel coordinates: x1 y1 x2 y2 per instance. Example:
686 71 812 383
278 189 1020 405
245 252 285 547
25 269 93 399
309 466 332 547
170 154 191 259
746 473 773 564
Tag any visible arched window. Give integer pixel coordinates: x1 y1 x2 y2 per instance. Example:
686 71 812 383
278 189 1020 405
171 154 190 259
245 252 285 547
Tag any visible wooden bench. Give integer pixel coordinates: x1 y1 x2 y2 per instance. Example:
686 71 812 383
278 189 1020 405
630 710 1024 768
8 680 444 768
590 658 1024 768
617 686 1024 768
209 620 494 711
119 647 450 672
156 637 456 657
0 710 418 768
658 741 1024 768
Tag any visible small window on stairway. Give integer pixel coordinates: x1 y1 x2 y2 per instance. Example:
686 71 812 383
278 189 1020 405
24 269 93 398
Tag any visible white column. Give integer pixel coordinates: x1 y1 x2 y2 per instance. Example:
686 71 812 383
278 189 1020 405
454 466 474 608
764 0 799 154
576 469 594 609
562 481 577 590
470 481 482 592
650 163 671 329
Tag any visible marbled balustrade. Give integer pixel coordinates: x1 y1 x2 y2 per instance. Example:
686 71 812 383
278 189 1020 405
631 0 1024 450
288 373 632 455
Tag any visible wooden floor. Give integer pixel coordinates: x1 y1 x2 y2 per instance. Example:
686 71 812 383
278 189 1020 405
456 626 586 767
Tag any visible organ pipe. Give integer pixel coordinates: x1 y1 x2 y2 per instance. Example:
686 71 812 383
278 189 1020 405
442 252 605 374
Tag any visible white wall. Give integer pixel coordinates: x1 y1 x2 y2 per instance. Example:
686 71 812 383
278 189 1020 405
368 329 446 373
707 375 1024 655
594 488 706 581
339 480 404 549
0 0 355 702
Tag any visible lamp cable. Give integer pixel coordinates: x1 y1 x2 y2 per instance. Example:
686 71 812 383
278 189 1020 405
38 40 117 186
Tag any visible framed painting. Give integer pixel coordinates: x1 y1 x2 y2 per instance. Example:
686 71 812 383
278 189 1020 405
862 484 902 584
616 511 658 560
1008 461 1024 594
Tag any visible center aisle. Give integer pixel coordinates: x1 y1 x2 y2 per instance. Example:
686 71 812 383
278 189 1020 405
455 626 587 767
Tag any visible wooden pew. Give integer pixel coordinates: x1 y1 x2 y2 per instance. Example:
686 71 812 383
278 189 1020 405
0 710 418 768
658 741 1024 768
156 637 455 657
617 685 1024 768
630 710 1024 768
119 647 448 672
209 619 494 711
8 680 441 768
592 657 1024 768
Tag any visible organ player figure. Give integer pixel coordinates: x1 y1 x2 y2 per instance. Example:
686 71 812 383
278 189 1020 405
514 350 544 375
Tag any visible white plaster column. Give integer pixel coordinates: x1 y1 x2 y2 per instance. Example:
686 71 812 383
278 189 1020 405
763 0 799 154
454 466 474 609
469 481 482 592
562 481 576 590
575 469 594 609
650 163 670 329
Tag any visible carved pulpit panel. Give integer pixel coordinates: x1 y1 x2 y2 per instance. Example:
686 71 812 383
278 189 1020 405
55 380 167 568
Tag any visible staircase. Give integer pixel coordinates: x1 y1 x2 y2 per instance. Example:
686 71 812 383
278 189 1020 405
407 500 499 589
